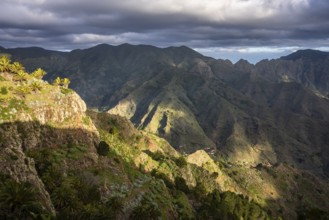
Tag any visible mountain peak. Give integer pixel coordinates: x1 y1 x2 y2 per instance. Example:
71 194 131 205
163 45 205 60
281 49 329 61
89 43 112 50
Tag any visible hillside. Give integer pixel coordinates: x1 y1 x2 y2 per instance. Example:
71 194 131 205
1 57 329 219
2 44 329 178
0 57 274 219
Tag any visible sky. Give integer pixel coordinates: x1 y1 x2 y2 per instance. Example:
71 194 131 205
0 0 329 63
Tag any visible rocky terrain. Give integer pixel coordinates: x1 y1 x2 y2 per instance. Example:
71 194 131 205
2 45 329 176
1 47 329 219
0 57 274 219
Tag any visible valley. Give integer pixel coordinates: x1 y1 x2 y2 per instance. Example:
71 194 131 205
1 45 329 219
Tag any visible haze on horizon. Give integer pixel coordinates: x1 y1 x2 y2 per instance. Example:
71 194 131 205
0 0 329 63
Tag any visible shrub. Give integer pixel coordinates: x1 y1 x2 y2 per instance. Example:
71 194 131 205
31 68 47 79
175 177 189 193
60 87 73 95
0 86 7 95
0 179 52 219
30 81 42 92
197 190 270 220
14 85 31 97
193 181 208 199
211 172 219 178
144 150 166 161
102 196 124 218
130 197 161 220
174 156 187 167
97 141 110 156
150 169 174 189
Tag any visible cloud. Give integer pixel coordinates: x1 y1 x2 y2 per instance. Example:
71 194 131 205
0 0 329 62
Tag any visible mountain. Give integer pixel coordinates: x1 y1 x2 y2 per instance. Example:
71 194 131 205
0 58 275 219
254 50 329 97
2 44 329 176
1 52 329 219
281 49 329 61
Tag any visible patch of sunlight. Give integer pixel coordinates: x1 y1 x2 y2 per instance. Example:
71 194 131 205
108 98 137 119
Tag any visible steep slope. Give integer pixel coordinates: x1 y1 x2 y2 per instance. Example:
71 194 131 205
1 57 329 219
0 57 99 218
1 45 329 177
0 58 280 220
254 49 329 96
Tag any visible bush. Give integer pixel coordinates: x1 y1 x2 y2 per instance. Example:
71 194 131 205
0 87 8 95
0 179 52 219
175 177 189 193
60 87 73 95
102 196 124 218
174 156 187 167
144 150 166 161
197 190 271 220
150 169 174 189
97 141 110 156
130 198 161 220
193 181 208 199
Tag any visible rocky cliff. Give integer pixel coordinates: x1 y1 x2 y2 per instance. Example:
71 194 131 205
0 58 99 217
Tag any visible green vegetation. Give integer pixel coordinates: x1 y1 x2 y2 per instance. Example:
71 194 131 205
174 156 187 167
198 190 270 220
0 56 11 72
52 76 71 88
31 68 47 79
0 174 52 219
86 111 276 219
2 55 329 219
97 141 110 156
130 197 161 220
0 86 7 95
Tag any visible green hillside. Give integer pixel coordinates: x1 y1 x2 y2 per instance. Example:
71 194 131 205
2 45 329 178
0 57 272 219
1 58 329 219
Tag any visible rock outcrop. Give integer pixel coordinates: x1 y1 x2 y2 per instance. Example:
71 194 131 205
0 66 99 215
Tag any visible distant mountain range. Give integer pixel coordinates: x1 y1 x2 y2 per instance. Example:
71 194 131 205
1 44 329 177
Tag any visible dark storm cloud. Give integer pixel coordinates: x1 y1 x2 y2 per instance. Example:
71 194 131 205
0 0 329 62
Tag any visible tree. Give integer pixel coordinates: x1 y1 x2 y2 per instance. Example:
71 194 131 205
11 62 25 73
175 177 190 193
53 77 62 86
14 70 29 82
30 81 42 92
62 78 71 88
31 68 47 79
175 156 187 167
15 85 31 97
0 56 11 72
97 141 110 156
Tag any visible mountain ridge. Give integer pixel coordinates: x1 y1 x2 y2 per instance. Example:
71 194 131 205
1 52 329 219
1 44 329 177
